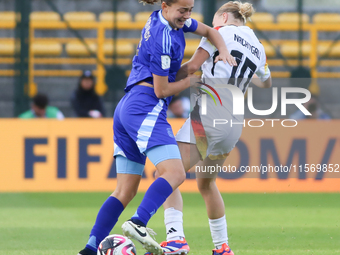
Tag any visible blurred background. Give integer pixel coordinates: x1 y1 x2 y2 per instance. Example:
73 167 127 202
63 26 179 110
0 3 339 254
0 0 339 119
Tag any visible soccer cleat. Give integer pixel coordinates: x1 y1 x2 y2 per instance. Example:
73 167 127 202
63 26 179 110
212 243 234 255
160 239 190 255
144 239 190 255
77 247 96 255
122 220 163 255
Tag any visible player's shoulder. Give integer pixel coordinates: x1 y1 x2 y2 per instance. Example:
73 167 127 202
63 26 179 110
145 11 174 55
148 10 171 38
216 25 242 39
218 25 240 32
238 26 264 47
220 25 256 38
242 26 262 43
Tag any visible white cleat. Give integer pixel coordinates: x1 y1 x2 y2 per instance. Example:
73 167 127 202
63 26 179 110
122 220 163 255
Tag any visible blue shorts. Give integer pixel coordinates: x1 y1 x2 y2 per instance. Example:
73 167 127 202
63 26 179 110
113 85 178 165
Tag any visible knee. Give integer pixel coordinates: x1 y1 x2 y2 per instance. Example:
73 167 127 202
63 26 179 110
197 179 215 194
157 159 187 188
171 168 186 187
178 169 187 185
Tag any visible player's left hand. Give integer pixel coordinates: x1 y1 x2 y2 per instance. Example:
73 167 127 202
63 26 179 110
214 50 237 66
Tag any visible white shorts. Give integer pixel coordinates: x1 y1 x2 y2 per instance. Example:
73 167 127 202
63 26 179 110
176 111 243 160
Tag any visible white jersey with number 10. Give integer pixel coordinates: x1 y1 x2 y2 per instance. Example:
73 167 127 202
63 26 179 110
199 25 271 94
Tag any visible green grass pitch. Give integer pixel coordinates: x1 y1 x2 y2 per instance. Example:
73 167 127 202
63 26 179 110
0 193 339 255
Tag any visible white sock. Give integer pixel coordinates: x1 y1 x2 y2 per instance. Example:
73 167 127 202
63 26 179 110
209 215 228 249
164 207 185 241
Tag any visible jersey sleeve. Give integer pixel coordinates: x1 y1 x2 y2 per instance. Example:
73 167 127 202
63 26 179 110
255 54 271 82
255 44 271 82
149 30 172 77
183 18 198 33
198 36 216 57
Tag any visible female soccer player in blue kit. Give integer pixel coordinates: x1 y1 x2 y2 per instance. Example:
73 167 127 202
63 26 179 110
77 0 236 255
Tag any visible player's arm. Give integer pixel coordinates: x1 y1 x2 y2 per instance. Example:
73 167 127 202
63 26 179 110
253 57 272 88
193 22 236 66
252 74 272 88
150 30 200 98
153 74 199 98
176 47 210 81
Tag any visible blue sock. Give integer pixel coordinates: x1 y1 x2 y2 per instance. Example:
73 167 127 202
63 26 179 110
85 196 124 252
131 177 173 226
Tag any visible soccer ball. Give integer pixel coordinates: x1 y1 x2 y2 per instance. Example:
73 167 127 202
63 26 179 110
97 234 137 255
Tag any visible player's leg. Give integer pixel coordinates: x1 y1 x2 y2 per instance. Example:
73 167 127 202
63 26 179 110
154 142 200 255
78 156 144 255
79 90 147 255
118 89 191 254
122 145 187 255
125 155 186 227
159 141 200 208
196 156 234 255
162 118 200 233
196 157 229 244
196 157 226 219
146 119 201 255
150 132 201 255
146 169 187 255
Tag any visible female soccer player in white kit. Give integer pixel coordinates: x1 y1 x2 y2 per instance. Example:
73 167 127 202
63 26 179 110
148 1 272 255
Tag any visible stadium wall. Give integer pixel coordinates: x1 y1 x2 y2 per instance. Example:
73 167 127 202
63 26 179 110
0 119 339 193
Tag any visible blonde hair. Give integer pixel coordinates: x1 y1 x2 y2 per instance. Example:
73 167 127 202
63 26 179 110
139 0 178 5
216 1 255 24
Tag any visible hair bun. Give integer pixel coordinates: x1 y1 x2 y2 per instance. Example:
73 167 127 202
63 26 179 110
239 2 254 19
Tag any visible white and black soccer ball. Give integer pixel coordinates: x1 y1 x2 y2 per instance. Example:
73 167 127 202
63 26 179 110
97 234 137 255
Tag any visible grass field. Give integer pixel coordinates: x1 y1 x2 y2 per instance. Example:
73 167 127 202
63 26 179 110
0 193 339 255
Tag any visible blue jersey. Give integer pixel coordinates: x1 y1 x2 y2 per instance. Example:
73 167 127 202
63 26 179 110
126 10 198 105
